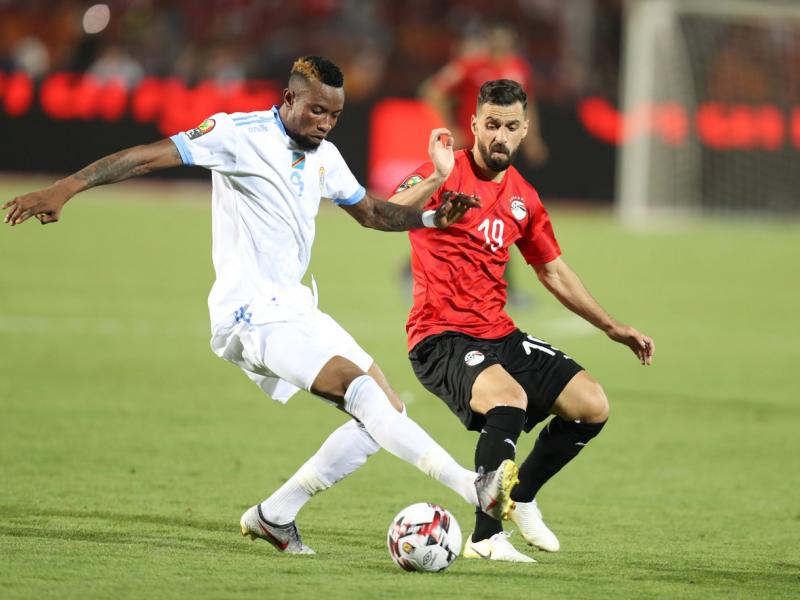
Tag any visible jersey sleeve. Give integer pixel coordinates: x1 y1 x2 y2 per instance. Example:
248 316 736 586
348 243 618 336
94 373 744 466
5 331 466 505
321 143 366 206
515 194 561 265
390 162 436 199
169 113 238 173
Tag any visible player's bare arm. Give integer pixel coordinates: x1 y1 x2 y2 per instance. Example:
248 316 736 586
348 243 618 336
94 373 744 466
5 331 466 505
2 139 182 226
341 191 479 231
533 256 655 365
522 101 549 166
389 128 460 208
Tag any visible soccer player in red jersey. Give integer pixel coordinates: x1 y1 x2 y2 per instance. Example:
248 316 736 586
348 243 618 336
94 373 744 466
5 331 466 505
421 21 547 165
391 79 654 561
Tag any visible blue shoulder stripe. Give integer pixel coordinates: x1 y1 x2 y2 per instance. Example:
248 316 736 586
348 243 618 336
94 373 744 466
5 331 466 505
232 113 272 122
234 117 274 127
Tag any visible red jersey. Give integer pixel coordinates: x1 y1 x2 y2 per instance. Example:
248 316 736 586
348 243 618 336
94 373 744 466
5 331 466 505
395 150 561 351
430 53 534 137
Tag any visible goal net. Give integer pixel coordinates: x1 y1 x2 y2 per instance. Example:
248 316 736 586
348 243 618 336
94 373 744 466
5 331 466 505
617 0 800 222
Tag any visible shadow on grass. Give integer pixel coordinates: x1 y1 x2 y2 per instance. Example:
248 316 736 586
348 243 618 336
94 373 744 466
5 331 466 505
0 505 371 558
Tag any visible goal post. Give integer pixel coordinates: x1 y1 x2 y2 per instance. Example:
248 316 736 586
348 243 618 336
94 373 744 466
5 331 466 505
617 0 800 223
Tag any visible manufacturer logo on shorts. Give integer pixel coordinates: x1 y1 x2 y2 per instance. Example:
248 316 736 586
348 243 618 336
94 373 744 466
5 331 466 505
510 197 527 221
464 350 485 366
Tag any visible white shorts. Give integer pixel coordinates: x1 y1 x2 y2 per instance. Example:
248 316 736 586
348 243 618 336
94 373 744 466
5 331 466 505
210 289 373 403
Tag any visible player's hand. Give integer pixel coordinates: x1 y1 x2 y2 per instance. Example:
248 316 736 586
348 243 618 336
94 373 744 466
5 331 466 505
433 191 481 228
429 128 455 180
3 185 69 226
607 325 655 365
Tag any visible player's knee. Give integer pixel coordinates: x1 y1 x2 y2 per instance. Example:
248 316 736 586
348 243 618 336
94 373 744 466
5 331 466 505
504 386 528 410
581 381 609 423
480 384 527 412
312 356 368 400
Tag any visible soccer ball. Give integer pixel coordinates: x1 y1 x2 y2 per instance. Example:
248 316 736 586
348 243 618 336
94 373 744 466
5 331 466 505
386 502 462 572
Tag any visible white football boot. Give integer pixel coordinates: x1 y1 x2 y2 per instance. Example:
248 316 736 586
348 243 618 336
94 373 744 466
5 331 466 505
240 505 315 555
463 531 536 562
509 499 560 552
474 459 519 521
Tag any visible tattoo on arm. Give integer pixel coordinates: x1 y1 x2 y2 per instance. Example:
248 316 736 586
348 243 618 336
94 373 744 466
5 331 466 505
364 197 424 231
74 151 150 189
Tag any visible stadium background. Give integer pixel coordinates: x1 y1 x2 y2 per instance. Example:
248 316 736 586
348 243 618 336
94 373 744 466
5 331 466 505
1 1 798 598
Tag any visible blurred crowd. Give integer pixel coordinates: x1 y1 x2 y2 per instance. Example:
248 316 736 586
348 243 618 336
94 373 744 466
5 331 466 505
0 0 624 102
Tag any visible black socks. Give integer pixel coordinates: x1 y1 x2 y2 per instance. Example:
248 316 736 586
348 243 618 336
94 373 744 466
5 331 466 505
511 417 606 503
472 406 526 542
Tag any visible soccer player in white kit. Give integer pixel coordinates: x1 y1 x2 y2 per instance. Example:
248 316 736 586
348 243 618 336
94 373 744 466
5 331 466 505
3 56 519 553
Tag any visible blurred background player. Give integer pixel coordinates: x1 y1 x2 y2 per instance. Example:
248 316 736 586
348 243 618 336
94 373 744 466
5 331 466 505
420 20 548 164
417 20 548 306
2 56 518 554
394 78 654 561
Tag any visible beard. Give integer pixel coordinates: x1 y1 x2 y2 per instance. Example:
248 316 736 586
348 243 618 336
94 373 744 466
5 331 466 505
477 139 518 172
286 128 322 151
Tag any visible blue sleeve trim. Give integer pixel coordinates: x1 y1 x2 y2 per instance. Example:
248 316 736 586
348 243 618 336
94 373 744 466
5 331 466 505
335 186 366 206
170 134 194 166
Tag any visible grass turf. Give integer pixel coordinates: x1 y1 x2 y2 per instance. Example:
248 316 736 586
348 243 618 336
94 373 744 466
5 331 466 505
1 177 799 599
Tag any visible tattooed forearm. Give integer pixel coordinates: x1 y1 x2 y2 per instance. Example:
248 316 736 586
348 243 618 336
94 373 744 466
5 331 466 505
67 140 181 193
363 198 425 231
74 150 151 189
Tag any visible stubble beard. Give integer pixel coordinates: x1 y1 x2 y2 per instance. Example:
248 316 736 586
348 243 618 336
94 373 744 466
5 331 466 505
478 139 518 172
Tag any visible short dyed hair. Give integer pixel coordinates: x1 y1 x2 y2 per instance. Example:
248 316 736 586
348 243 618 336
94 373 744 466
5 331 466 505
290 56 344 88
477 79 527 111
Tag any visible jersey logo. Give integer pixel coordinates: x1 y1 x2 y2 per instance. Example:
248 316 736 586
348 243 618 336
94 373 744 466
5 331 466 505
464 350 485 366
510 197 527 221
186 118 216 140
395 174 422 193
291 151 306 170
318 166 326 193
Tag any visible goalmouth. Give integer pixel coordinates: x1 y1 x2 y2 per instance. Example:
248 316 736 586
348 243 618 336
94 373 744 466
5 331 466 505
617 0 800 224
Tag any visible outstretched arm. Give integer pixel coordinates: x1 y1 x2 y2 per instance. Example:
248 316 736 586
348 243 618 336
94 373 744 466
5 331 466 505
389 128 454 209
341 191 479 232
3 139 183 226
420 75 468 147
521 100 548 166
533 256 655 365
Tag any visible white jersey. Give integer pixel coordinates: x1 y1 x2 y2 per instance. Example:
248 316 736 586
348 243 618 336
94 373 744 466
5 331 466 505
170 107 365 327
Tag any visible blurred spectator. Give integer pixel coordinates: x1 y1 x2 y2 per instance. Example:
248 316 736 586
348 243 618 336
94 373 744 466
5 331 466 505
11 36 49 77
87 42 144 87
419 21 549 166
0 0 624 103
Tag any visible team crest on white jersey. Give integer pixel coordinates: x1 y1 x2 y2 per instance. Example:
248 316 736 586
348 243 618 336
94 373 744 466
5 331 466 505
510 197 527 221
464 350 485 366
318 166 326 193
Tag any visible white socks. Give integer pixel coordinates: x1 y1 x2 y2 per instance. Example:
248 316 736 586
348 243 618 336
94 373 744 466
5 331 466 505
260 374 480 525
260 418 380 524
343 375 478 506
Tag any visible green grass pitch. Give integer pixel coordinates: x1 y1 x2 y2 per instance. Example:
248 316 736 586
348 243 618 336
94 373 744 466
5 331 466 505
1 177 799 599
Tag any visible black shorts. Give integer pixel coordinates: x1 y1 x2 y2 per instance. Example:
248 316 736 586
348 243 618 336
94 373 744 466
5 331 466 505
409 329 584 433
